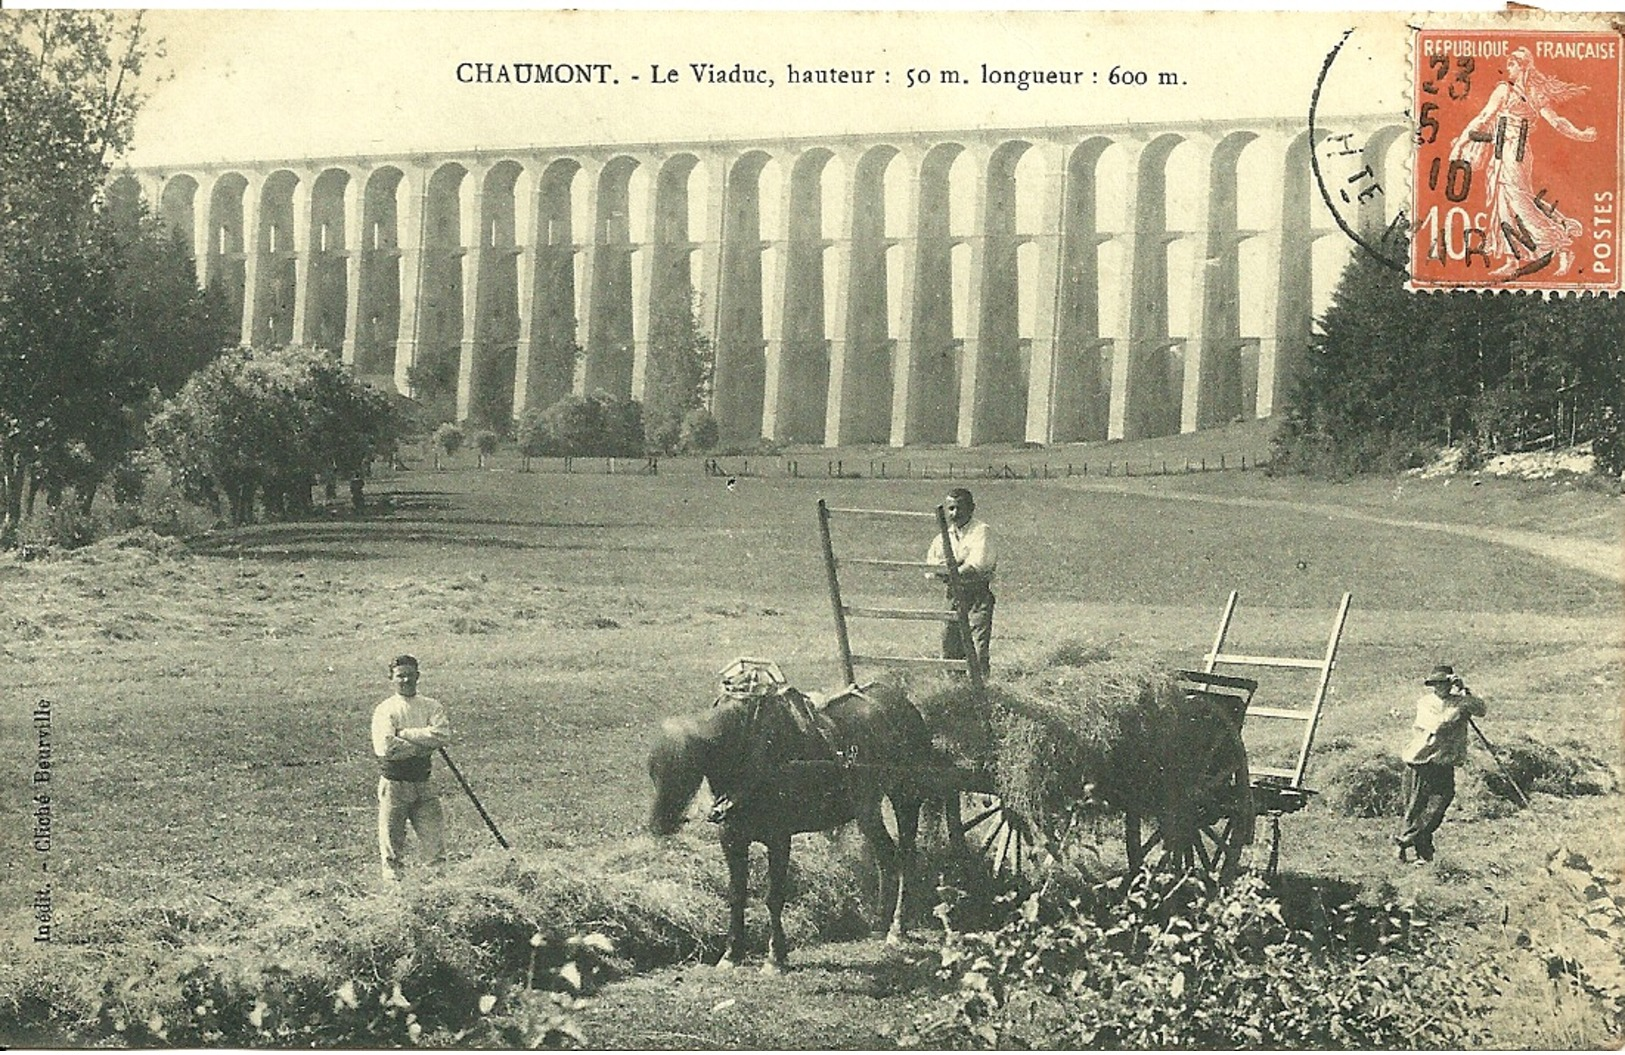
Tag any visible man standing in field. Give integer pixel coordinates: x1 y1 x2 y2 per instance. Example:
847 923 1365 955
926 488 996 676
1395 663 1486 863
372 654 453 880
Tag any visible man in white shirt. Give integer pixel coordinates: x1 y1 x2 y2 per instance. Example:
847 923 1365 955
1395 663 1486 863
371 654 453 880
925 488 996 676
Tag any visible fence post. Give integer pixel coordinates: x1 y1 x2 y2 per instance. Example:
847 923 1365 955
1241 455 1247 471
1220 454 1226 471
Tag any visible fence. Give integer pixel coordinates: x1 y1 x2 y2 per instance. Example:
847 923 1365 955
395 450 1270 481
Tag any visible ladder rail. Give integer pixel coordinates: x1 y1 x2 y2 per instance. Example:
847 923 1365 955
817 498 985 698
1291 591 1353 786
816 499 856 685
1200 590 1353 791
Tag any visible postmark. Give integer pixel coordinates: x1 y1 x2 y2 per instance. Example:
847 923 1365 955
1408 26 1624 293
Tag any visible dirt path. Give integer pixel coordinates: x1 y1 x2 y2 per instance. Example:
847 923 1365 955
1060 478 1623 585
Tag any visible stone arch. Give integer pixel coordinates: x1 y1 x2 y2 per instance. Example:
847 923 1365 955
469 159 524 424
206 173 250 336
356 166 404 386
1121 133 1186 440
159 175 200 251
644 153 702 432
1186 130 1260 429
904 141 967 444
583 154 640 398
775 146 836 443
250 169 300 348
416 162 469 417
305 168 351 353
1050 137 1115 443
967 139 1034 444
713 150 771 446
832 143 901 445
518 157 584 416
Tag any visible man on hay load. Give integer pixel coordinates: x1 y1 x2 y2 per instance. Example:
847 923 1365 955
925 487 996 676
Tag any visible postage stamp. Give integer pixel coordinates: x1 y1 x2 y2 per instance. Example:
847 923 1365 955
1409 26 1625 293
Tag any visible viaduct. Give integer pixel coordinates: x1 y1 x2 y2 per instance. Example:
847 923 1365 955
117 115 1409 447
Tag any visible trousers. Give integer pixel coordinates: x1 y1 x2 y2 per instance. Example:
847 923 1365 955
942 584 995 675
378 776 445 878
1397 762 1456 859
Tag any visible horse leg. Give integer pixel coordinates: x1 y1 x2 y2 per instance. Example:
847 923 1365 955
853 799 904 944
762 832 791 974
718 831 750 969
888 793 922 945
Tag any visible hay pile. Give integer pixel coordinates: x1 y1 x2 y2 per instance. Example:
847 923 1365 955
1317 734 1617 820
911 640 1236 832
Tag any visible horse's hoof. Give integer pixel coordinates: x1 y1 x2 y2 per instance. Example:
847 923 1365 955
760 959 785 977
885 929 907 948
715 957 737 971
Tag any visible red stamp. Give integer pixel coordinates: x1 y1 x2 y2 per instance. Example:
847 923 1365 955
1409 28 1624 292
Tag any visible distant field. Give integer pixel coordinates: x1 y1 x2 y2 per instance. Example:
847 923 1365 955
1 461 1620 1046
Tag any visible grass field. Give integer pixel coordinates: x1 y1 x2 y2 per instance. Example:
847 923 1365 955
1 452 1621 1046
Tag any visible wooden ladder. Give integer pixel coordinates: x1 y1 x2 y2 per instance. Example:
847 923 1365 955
1201 589 1353 789
815 499 986 695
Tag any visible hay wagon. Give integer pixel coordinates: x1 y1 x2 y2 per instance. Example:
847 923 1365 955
815 498 1352 883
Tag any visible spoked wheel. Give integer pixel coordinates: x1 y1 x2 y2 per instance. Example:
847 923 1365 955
1124 722 1255 884
948 791 1050 880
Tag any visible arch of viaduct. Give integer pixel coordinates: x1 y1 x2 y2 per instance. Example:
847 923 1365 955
118 115 1409 448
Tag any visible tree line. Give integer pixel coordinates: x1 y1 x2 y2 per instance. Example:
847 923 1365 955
1274 227 1625 477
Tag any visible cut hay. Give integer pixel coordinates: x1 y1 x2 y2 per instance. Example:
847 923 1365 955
1316 734 1615 820
910 640 1240 832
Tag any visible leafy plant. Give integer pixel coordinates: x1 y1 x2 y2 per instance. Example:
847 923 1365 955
898 872 1492 1049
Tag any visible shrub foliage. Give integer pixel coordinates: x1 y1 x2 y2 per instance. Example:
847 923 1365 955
899 872 1492 1049
148 346 401 524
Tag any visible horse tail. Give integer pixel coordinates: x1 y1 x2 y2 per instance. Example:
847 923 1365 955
647 717 707 836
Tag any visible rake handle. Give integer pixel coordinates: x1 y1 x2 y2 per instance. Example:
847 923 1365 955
438 746 511 849
1467 717 1530 808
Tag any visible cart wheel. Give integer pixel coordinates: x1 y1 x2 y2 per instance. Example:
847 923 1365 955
1124 721 1255 884
949 792 1048 880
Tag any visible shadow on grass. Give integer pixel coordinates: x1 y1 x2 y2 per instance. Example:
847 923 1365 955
189 520 650 558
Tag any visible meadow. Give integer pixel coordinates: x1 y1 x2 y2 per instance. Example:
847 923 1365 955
1 441 1620 1047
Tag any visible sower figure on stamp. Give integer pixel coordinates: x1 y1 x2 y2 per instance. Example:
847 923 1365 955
925 488 996 676
1448 46 1597 278
1395 663 1487 864
372 654 453 880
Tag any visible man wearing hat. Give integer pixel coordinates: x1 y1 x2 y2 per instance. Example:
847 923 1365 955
1394 663 1487 863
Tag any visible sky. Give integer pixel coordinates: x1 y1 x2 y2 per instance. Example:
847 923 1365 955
119 9 1415 167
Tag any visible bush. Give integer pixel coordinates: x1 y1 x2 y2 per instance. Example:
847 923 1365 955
897 872 1492 1049
678 407 719 454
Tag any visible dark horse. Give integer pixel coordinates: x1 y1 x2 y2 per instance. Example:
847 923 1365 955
648 681 932 972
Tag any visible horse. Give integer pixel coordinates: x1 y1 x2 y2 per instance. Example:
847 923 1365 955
647 681 932 973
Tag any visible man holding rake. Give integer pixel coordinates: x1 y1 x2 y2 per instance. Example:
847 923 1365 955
372 654 454 880
1395 663 1486 864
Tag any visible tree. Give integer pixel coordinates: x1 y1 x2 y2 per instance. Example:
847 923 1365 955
0 12 159 543
472 429 498 469
1273 226 1624 477
148 346 401 525
432 422 464 470
642 291 714 454
514 407 553 471
679 406 719 453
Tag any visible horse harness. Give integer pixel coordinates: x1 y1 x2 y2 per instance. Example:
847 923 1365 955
706 681 870 824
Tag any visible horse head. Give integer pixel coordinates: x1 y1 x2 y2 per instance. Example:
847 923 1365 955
646 691 799 836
